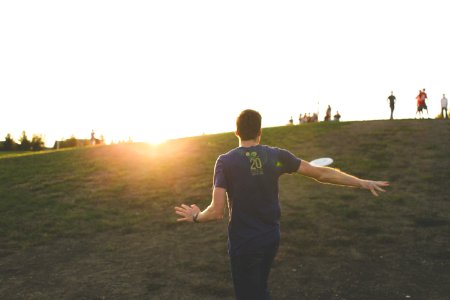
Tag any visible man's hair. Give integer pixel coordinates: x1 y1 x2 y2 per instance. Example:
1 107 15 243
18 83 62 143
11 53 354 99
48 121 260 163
236 109 262 140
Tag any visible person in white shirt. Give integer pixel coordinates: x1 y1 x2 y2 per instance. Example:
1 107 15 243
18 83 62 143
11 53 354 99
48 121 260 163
441 94 448 119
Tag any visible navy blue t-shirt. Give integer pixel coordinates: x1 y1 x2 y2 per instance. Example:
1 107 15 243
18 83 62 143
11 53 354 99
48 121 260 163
213 145 301 256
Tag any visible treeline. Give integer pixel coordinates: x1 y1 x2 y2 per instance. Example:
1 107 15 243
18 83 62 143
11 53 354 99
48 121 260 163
53 137 104 149
0 132 106 152
0 131 45 151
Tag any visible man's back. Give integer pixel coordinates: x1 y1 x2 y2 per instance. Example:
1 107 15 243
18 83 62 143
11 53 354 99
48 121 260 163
214 145 300 256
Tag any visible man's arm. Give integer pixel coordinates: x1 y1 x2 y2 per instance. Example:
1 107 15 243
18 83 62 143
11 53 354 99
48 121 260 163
174 187 227 223
298 160 389 196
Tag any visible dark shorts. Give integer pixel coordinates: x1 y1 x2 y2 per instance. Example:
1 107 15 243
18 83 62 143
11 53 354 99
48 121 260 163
230 240 279 300
418 104 427 111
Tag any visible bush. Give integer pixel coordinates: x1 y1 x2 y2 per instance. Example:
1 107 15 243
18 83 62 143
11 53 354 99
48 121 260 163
3 133 16 151
18 131 31 151
31 135 45 151
53 136 81 149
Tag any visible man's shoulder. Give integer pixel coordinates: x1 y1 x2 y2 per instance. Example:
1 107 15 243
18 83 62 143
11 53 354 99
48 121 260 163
217 147 240 160
261 144 290 153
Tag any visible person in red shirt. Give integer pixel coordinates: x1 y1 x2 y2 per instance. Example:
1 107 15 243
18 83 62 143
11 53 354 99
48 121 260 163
416 88 429 118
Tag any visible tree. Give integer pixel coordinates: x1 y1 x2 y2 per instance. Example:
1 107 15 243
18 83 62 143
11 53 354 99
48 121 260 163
3 133 16 151
31 134 45 151
18 131 31 151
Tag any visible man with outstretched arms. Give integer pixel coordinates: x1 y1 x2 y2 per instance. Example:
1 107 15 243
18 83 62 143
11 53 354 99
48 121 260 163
175 109 389 300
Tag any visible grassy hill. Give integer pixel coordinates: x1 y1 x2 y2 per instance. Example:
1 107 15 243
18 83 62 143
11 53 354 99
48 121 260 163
1 119 449 299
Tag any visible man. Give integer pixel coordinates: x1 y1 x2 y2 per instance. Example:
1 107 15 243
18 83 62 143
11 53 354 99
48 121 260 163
387 91 396 120
420 88 429 118
324 105 331 121
175 109 389 300
416 89 428 119
441 93 448 119
334 110 341 121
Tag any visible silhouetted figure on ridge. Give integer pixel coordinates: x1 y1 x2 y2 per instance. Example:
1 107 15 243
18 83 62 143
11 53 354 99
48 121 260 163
334 111 341 122
441 94 448 119
91 130 96 145
387 91 396 120
416 88 429 119
324 105 331 121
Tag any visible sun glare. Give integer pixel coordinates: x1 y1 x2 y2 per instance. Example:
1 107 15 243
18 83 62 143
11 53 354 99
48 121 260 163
146 136 168 146
129 129 171 146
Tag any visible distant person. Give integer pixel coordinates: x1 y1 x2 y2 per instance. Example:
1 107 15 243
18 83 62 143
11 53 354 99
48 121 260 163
441 93 448 119
91 130 95 145
416 90 423 118
387 91 396 120
324 105 331 121
416 89 429 119
175 109 389 300
289 116 294 125
301 113 308 124
334 111 341 122
420 88 429 118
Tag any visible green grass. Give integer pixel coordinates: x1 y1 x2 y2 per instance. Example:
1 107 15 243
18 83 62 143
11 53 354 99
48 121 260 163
0 119 449 299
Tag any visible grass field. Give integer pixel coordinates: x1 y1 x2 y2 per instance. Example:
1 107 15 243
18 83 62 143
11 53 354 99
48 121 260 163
1 119 449 299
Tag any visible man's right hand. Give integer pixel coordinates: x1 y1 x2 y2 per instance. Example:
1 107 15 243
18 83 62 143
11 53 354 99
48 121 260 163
175 204 201 222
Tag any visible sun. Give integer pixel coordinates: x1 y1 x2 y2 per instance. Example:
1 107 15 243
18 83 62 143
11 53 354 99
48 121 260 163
145 134 168 145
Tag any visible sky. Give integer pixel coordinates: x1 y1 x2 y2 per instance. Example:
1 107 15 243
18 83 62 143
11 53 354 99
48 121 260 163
1 1 449 146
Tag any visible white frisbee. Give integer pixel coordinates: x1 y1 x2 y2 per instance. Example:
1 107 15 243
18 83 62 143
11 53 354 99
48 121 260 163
310 157 334 167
